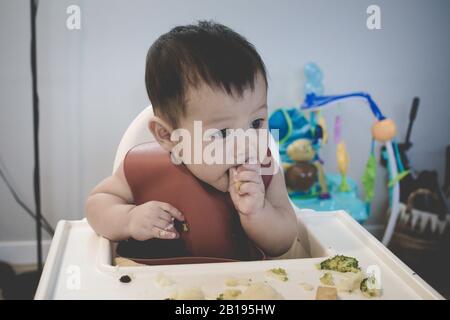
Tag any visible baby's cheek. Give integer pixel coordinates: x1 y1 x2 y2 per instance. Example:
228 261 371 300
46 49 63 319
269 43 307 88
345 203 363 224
187 163 220 184
184 160 231 192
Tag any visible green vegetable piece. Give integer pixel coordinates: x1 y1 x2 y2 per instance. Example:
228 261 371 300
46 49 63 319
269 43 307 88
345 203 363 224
319 255 361 273
360 275 382 298
269 268 288 281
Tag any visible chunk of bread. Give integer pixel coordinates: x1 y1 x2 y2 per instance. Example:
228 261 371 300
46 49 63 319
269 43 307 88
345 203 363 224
315 286 338 300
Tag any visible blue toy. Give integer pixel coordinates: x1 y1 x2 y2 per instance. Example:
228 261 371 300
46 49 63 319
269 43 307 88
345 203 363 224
269 107 369 223
269 63 405 227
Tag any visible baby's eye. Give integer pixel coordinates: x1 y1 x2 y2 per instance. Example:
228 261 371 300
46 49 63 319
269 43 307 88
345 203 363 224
251 118 264 129
211 128 230 139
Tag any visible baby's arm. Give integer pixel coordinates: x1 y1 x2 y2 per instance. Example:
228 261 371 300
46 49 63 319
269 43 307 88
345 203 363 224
85 161 184 241
229 165 297 257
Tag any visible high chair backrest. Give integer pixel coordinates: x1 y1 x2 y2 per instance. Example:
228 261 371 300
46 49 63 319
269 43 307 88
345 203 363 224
113 105 156 173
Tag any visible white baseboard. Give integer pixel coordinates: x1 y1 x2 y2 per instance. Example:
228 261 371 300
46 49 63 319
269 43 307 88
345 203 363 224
0 240 51 265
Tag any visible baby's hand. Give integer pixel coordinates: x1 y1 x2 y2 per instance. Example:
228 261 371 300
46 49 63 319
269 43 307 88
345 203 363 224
127 201 185 241
228 164 265 216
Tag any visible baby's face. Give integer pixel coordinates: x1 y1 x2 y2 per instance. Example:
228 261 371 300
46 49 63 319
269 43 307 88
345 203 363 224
175 72 268 192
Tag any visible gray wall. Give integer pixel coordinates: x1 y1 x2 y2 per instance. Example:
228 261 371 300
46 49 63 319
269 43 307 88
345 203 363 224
1 0 449 250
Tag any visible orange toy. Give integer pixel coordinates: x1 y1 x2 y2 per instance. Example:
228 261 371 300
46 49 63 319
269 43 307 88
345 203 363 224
372 119 397 142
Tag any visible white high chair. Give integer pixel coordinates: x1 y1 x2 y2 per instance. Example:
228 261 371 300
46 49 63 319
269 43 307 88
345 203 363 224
113 105 156 173
34 106 443 299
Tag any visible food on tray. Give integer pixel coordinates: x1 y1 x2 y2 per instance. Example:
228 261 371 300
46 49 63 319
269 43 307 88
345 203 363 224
334 271 364 292
154 272 175 287
360 275 382 298
216 289 242 300
114 257 144 267
299 282 314 291
161 254 381 300
168 287 205 300
318 271 363 292
320 272 335 286
318 255 382 296
119 275 132 283
318 255 361 273
265 268 288 281
224 277 239 287
237 283 284 300
216 283 284 300
315 286 338 300
224 277 251 287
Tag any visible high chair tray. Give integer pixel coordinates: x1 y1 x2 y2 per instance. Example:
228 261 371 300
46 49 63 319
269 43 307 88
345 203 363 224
35 209 443 299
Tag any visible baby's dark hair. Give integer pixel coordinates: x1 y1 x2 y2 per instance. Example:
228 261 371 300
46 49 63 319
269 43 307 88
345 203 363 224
145 20 268 126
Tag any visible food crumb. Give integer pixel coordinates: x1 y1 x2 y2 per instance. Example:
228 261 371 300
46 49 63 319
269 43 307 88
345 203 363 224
216 289 242 300
155 272 175 287
224 277 252 287
119 275 132 283
266 268 288 281
315 286 338 300
320 272 335 286
299 282 314 291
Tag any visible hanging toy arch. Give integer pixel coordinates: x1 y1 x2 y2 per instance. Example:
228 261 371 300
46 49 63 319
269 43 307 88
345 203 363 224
301 92 408 245
270 91 408 245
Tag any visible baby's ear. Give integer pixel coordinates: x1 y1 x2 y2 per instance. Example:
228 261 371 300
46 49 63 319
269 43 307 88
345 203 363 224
148 116 175 152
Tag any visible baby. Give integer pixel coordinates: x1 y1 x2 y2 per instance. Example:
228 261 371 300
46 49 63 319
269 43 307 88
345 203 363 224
86 21 297 260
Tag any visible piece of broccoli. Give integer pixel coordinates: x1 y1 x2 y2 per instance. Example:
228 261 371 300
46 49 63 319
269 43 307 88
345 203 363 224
318 255 361 273
216 289 242 300
360 275 382 298
267 268 289 281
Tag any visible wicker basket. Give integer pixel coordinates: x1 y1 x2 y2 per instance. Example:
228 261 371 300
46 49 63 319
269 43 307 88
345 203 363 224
388 189 450 297
391 189 449 252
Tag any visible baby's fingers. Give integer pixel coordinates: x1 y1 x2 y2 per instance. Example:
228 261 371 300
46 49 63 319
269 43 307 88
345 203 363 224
151 226 178 239
154 201 185 221
153 218 173 230
237 163 261 174
236 170 262 184
238 182 264 195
